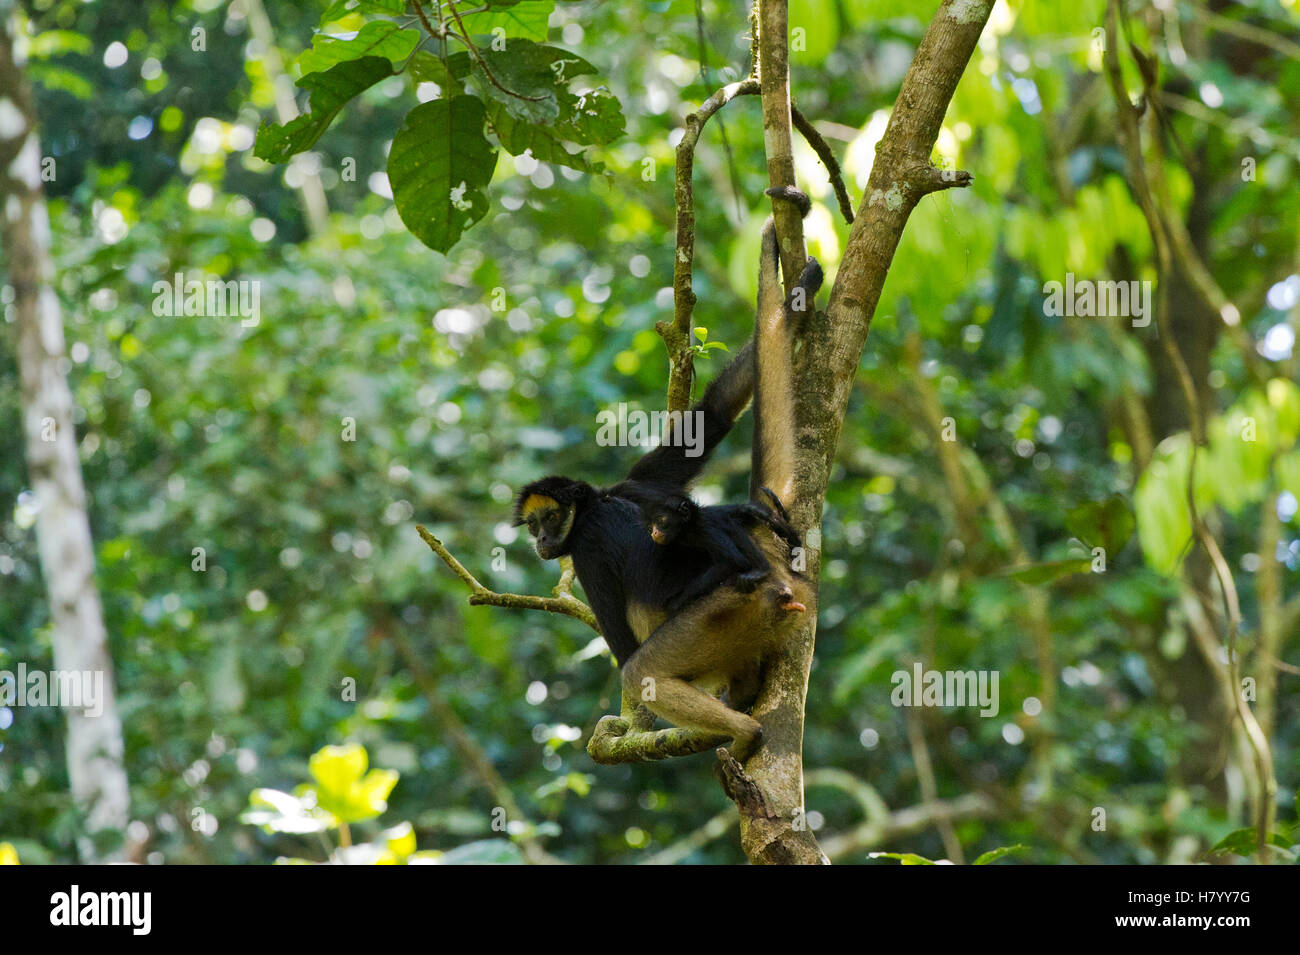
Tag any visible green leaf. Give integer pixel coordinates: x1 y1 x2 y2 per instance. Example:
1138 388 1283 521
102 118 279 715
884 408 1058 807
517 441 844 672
458 1 555 43
388 96 498 253
554 87 625 146
320 0 405 26
1206 826 1296 858
1065 494 1134 553
424 839 528 865
309 742 368 794
296 21 420 75
789 0 840 63
408 51 467 95
304 742 399 824
869 851 936 865
469 42 593 125
1134 434 1212 576
255 56 393 163
973 844 1028 865
486 101 600 172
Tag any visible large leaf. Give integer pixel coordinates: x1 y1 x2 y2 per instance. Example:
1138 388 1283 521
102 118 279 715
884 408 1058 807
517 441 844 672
468 42 597 125
296 21 420 75
388 96 498 253
458 1 554 42
255 57 393 163
408 50 469 95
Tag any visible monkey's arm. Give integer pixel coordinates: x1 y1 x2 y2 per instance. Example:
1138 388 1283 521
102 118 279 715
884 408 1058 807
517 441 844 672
581 573 640 666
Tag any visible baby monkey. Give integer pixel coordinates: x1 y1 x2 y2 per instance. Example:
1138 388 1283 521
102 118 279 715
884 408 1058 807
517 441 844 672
615 482 805 615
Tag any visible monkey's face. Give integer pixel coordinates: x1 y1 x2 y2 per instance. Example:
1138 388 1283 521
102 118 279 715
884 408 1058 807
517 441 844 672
519 495 575 560
647 511 674 544
646 500 690 545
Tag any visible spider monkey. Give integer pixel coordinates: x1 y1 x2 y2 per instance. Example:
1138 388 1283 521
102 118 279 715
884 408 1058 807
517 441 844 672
515 187 821 761
617 198 821 761
615 481 803 615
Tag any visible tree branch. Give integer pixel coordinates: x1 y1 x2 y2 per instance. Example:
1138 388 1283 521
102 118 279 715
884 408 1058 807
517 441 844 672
416 524 598 630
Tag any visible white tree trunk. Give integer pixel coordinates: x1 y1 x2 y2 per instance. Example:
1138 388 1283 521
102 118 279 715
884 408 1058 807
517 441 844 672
0 4 129 862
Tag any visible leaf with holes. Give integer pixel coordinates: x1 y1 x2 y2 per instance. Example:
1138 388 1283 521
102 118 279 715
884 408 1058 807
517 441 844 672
388 96 498 253
486 100 599 172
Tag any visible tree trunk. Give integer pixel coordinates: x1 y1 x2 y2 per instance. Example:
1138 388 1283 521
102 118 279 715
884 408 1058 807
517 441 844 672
738 0 993 863
0 2 130 862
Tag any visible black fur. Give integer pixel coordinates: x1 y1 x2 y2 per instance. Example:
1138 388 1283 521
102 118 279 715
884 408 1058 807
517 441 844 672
614 480 802 614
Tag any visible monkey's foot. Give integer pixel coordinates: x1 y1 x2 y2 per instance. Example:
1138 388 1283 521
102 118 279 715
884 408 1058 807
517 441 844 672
714 748 778 819
592 714 630 740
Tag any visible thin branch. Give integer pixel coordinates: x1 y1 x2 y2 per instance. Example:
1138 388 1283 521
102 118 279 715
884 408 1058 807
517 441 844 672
421 0 547 102
665 79 855 413
416 524 598 630
666 77 761 413
791 106 854 223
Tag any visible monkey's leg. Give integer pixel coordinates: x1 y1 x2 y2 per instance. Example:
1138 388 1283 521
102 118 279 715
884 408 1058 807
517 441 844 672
665 564 739 614
629 674 764 761
622 598 767 760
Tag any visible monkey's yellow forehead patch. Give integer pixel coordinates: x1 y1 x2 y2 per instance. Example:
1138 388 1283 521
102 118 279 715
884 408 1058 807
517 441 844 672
520 494 557 519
